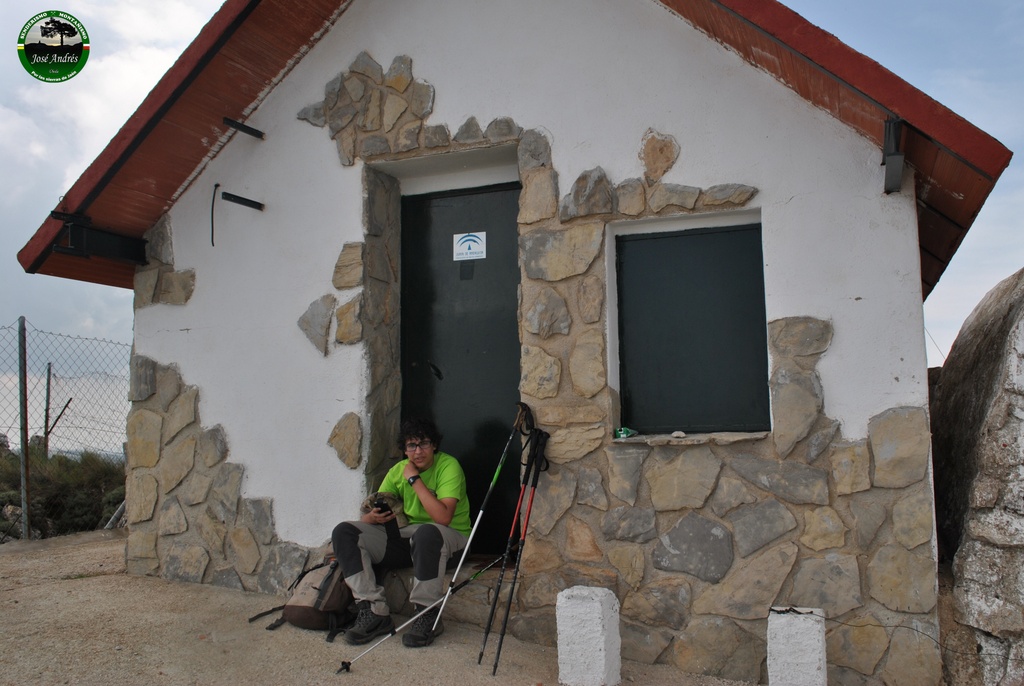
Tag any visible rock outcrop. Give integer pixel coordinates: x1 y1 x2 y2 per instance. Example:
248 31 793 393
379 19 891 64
932 268 1024 685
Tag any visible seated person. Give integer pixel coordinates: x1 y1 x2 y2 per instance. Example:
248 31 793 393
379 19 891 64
332 418 470 647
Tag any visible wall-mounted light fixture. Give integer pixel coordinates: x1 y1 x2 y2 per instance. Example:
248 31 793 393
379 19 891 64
882 118 905 194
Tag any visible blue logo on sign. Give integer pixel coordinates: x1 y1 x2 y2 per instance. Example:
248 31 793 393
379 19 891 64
457 233 482 249
454 231 486 261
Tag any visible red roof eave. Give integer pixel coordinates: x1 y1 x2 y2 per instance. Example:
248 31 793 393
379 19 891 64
712 0 1011 179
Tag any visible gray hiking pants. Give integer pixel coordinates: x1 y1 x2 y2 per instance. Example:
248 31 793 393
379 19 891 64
332 520 467 616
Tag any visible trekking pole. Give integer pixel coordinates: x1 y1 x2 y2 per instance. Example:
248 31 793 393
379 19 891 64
491 428 548 676
336 554 505 673
476 427 540 664
431 402 533 632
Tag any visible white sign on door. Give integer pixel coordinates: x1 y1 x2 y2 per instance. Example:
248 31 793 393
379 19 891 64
453 232 486 261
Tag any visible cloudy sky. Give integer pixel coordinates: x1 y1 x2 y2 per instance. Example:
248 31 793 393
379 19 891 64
2 0 1021 367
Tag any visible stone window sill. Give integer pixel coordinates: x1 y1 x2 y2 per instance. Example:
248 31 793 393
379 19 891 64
613 431 770 447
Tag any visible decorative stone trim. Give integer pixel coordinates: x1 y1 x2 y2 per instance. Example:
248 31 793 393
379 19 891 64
124 356 304 593
359 167 401 488
299 52 531 168
134 214 196 308
333 242 364 289
297 294 337 355
328 412 362 469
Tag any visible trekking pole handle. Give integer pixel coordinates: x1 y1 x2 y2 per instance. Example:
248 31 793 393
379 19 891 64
529 430 549 489
519 439 537 488
514 401 534 434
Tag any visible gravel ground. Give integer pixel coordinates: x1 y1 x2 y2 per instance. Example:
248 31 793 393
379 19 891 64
0 530 749 686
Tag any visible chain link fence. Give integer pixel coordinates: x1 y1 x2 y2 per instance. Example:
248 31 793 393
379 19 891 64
1 318 131 543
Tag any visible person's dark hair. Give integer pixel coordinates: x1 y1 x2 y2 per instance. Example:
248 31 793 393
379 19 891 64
397 418 442 451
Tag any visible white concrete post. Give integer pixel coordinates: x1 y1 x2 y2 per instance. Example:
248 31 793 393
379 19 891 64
556 586 621 686
767 606 827 686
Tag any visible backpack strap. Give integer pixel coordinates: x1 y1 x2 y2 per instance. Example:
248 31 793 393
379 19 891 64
313 560 340 610
265 617 287 631
325 613 342 643
247 605 285 623
287 561 327 592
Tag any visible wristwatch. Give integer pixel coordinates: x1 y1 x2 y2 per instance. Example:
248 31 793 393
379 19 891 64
407 474 421 486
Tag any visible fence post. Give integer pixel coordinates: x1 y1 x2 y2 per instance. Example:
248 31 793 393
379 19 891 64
44 363 52 461
18 316 31 540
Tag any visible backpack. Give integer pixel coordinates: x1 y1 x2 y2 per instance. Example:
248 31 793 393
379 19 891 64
249 556 357 642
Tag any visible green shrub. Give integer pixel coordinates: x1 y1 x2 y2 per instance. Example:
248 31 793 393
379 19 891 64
5 449 127 537
0 490 21 508
0 453 21 493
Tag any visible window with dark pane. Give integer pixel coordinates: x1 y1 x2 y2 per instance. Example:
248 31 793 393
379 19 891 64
615 223 769 434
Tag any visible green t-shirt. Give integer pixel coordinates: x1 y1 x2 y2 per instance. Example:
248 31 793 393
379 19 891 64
379 451 471 536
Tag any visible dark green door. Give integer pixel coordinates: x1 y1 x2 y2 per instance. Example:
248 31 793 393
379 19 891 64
400 182 522 554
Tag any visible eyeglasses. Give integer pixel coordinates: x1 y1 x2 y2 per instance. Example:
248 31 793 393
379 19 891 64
404 441 433 452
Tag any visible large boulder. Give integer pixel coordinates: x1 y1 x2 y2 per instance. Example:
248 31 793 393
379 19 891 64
931 267 1024 684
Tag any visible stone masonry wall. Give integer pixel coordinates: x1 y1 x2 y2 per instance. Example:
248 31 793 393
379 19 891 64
124 50 941 685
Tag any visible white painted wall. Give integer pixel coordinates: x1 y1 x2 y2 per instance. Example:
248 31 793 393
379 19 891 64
133 0 927 546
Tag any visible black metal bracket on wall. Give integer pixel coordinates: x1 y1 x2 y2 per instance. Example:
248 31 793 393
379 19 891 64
223 116 265 140
220 191 265 211
49 211 147 264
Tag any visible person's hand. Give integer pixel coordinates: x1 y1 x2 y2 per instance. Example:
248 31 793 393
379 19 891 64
403 462 421 481
361 507 396 525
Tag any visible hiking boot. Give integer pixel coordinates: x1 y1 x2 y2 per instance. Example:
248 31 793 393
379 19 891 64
345 600 394 645
403 604 443 648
